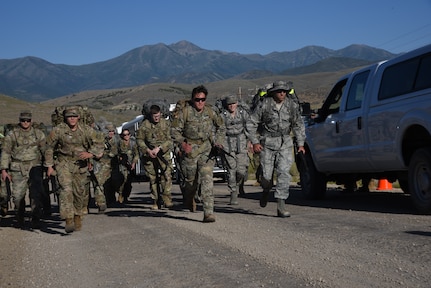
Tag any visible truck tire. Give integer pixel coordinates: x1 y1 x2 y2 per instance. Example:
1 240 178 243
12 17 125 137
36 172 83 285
299 152 327 200
409 148 431 214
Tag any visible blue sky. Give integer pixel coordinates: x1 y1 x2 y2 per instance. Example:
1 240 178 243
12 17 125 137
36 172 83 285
1 0 431 65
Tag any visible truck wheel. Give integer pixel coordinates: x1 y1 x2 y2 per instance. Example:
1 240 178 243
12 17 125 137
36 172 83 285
409 148 431 214
299 152 327 199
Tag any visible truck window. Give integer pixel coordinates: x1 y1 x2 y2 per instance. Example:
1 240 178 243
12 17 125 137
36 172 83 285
346 70 370 111
315 78 347 122
379 57 420 100
415 53 431 90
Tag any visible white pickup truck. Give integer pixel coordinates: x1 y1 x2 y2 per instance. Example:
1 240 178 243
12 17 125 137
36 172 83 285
298 44 431 213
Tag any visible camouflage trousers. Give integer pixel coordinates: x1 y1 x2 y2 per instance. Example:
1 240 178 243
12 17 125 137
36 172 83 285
226 150 249 194
260 144 294 200
5 165 45 218
144 157 173 202
91 160 112 206
56 160 90 219
119 165 133 199
181 153 214 215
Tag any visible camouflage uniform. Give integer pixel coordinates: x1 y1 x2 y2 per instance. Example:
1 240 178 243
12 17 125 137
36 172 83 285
44 108 104 229
171 86 225 222
246 81 305 216
117 131 139 203
0 111 46 227
136 116 173 209
220 95 251 205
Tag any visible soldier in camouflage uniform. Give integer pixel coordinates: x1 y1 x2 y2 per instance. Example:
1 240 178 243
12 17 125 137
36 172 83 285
220 95 251 205
117 128 139 204
246 81 306 218
87 123 119 213
136 105 174 210
171 85 226 223
0 111 47 228
45 106 104 233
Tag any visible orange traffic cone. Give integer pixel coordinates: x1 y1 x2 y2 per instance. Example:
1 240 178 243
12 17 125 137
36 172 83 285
377 179 392 190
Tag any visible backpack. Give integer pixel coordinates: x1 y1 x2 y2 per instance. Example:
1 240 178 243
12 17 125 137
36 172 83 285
141 98 171 119
51 105 95 127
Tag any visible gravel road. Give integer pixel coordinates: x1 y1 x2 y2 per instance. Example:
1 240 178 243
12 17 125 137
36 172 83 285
1 180 430 288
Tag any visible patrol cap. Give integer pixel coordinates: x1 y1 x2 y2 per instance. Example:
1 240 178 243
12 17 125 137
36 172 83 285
105 123 115 131
268 80 291 93
63 106 79 117
19 110 32 120
225 95 238 105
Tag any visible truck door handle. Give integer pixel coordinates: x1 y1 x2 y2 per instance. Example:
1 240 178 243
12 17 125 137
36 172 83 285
357 117 362 130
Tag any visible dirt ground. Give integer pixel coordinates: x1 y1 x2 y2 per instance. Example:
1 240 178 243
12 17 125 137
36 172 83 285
1 180 430 288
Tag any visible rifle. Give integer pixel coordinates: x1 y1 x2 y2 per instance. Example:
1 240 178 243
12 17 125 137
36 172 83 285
5 177 12 203
207 144 233 170
119 153 132 170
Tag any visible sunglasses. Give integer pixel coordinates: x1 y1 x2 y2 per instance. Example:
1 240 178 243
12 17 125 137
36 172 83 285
122 133 130 136
193 97 206 102
108 130 115 132
20 119 31 123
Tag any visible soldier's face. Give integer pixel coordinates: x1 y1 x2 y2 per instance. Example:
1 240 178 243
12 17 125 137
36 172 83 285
192 92 206 112
274 90 287 103
66 115 79 126
19 118 32 130
152 112 161 123
227 102 237 113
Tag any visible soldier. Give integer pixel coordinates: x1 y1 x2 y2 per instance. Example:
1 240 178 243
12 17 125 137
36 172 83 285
220 95 251 205
117 128 139 204
136 104 174 210
89 123 119 213
246 80 306 218
0 111 46 228
45 106 104 233
171 85 226 223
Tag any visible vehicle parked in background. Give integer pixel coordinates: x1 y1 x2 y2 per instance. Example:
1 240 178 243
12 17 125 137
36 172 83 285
297 44 431 213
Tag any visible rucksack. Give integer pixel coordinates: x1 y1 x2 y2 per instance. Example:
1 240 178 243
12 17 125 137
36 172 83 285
141 98 171 118
51 105 95 127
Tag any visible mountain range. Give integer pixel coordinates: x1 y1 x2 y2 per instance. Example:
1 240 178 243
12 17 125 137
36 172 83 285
0 40 396 102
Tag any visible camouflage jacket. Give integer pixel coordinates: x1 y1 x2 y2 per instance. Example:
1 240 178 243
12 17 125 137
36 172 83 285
44 122 104 167
171 104 226 153
220 108 250 154
118 137 139 166
136 117 173 156
0 125 46 169
246 96 305 148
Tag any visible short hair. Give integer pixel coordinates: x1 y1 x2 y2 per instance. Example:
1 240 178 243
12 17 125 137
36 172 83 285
191 85 208 98
150 104 161 114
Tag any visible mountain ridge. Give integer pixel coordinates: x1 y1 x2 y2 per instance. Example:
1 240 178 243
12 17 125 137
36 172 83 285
0 41 395 102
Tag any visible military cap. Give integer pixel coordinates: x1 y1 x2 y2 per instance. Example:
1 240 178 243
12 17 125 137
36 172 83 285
268 80 291 93
19 110 32 120
63 106 79 117
225 95 238 105
105 123 116 131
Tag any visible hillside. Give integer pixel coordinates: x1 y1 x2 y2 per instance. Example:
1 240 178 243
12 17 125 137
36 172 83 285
0 68 357 128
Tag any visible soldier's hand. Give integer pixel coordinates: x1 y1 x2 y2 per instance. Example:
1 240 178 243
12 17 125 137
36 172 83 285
253 143 263 153
181 141 192 154
47 166 55 177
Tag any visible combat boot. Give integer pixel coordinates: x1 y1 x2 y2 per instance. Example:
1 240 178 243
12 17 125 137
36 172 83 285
74 215 82 231
162 196 173 209
118 193 124 204
203 213 215 223
238 184 245 197
229 191 239 205
151 200 159 210
277 199 290 218
1 206 8 217
65 218 75 233
98 203 107 214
